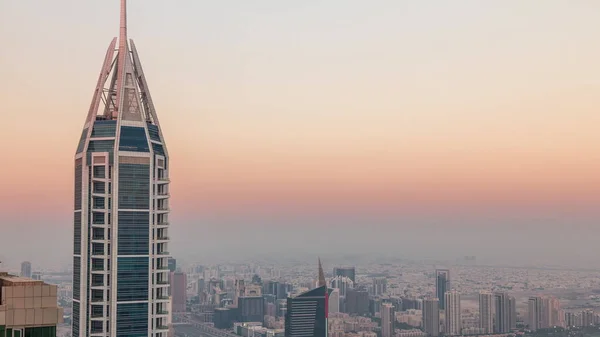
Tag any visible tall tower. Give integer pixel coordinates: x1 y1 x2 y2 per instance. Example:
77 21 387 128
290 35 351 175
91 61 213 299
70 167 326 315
20 261 32 278
381 303 395 337
528 296 543 331
72 1 171 336
479 291 493 334
435 269 450 309
494 292 510 333
284 259 328 337
508 296 517 330
444 290 461 336
423 298 440 337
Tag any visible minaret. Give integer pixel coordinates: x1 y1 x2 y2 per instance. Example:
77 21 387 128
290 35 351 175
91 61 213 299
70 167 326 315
73 1 171 336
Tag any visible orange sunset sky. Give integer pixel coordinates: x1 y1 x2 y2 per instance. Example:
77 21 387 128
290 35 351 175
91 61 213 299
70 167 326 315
1 1 600 265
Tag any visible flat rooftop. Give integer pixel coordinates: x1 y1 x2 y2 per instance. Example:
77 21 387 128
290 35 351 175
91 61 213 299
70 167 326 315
0 272 44 286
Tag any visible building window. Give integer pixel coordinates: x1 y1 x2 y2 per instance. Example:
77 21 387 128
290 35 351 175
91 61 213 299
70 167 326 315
117 257 149 302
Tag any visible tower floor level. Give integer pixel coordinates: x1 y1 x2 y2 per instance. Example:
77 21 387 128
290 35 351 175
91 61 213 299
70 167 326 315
72 1 171 336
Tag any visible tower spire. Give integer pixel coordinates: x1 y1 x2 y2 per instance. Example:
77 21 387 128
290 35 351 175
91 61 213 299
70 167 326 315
318 257 326 287
120 0 127 41
113 0 128 119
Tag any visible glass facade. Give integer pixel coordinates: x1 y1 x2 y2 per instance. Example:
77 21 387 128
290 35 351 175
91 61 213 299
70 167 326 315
117 257 149 301
75 37 170 336
76 128 88 154
285 285 327 337
72 301 80 337
119 126 149 152
152 143 165 156
116 303 149 337
73 213 81 255
91 120 117 138
74 164 82 210
117 211 149 255
73 257 81 300
147 124 161 142
118 163 150 209
87 140 115 165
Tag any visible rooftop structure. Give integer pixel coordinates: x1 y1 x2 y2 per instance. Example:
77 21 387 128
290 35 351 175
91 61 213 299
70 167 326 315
0 273 64 337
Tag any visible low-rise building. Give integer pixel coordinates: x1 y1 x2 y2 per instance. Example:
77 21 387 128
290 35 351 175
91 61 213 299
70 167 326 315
0 273 64 337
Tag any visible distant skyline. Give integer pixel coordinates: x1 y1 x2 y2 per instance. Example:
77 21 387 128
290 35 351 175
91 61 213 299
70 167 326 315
1 1 600 266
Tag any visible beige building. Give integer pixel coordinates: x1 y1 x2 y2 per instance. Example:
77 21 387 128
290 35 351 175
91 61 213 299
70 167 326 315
0 273 64 337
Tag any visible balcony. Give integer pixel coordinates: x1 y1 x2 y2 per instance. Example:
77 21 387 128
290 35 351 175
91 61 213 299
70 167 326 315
156 325 169 331
156 222 169 228
156 310 169 316
156 192 170 199
156 279 169 285
155 176 170 184
156 294 169 300
155 207 169 213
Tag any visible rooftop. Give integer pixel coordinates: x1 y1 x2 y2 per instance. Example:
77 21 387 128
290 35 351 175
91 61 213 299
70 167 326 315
0 272 44 286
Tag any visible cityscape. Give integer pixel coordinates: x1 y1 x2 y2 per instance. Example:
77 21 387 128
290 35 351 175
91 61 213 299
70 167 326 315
2 1 600 337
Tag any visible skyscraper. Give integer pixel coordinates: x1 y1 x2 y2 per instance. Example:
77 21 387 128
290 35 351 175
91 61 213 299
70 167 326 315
422 298 440 337
171 272 187 312
381 303 395 337
528 296 543 331
168 258 177 272
479 291 493 334
20 261 31 278
540 296 563 328
328 288 340 314
373 278 387 296
508 296 517 330
444 290 461 336
72 1 171 336
435 269 450 309
285 259 328 337
329 276 353 297
494 292 510 333
333 267 356 283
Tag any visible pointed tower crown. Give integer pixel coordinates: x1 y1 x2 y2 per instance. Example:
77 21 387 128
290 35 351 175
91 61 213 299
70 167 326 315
318 258 326 287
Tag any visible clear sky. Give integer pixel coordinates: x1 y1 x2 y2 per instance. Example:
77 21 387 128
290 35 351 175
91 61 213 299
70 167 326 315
1 1 600 267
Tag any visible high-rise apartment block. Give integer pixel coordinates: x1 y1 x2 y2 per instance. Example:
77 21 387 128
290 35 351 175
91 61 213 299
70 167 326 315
19 262 31 279
0 273 64 337
328 288 340 314
422 298 440 337
479 291 493 334
435 270 449 309
528 296 563 331
346 289 369 316
509 296 517 330
372 278 387 296
528 296 543 331
72 1 171 336
171 272 187 313
381 303 395 337
444 291 461 336
494 292 510 333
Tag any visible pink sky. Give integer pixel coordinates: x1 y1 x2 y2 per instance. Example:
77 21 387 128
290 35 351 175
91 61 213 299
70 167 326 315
2 0 600 220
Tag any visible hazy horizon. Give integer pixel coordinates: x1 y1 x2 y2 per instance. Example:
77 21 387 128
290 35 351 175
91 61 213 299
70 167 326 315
2 1 600 269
